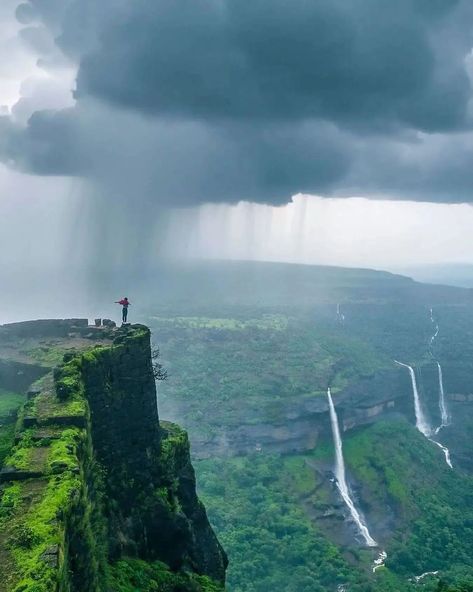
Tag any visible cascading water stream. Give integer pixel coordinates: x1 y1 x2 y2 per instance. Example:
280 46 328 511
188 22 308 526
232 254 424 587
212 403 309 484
327 389 377 547
394 361 431 436
435 362 450 434
432 439 453 469
394 361 453 468
429 310 450 431
336 303 345 324
427 310 452 460
429 324 439 348
429 307 439 350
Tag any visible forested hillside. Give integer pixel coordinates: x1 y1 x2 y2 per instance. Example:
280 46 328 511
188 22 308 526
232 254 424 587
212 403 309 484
146 261 473 592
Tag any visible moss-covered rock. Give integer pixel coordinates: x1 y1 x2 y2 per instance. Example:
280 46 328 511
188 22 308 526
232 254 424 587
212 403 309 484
0 323 227 591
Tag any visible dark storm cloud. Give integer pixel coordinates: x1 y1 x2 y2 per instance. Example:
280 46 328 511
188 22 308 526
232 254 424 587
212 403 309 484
8 109 86 176
346 133 473 203
3 0 473 204
7 102 351 205
73 0 472 132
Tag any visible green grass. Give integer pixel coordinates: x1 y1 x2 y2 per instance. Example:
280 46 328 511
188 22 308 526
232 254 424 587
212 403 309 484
0 430 82 592
46 428 81 473
150 314 289 331
30 388 86 422
6 472 81 592
22 346 66 367
0 388 27 472
4 444 32 470
0 424 16 467
0 390 25 418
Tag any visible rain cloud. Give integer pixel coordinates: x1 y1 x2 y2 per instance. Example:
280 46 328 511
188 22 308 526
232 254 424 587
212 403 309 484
3 0 473 204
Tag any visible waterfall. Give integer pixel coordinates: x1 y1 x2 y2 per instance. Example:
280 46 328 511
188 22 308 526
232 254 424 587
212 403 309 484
426 311 452 464
429 307 439 350
327 389 377 547
435 362 450 433
394 361 431 437
373 551 388 573
412 571 440 583
432 440 453 469
429 310 450 431
395 361 453 468
429 324 439 348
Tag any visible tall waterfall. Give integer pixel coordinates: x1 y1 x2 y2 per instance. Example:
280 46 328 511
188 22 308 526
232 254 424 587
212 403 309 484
394 361 431 437
395 361 453 468
435 362 450 433
327 389 377 547
429 309 450 431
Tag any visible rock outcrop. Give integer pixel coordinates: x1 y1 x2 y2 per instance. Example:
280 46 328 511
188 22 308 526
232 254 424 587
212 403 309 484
189 367 415 458
0 321 227 592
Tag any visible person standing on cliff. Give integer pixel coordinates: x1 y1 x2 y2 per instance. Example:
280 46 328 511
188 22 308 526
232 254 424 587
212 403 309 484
115 297 131 324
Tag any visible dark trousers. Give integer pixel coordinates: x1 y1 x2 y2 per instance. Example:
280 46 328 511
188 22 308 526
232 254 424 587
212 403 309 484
122 307 128 323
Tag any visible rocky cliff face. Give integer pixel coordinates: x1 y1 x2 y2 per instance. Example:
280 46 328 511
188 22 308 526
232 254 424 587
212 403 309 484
190 367 416 458
0 320 227 592
189 360 471 470
81 326 227 579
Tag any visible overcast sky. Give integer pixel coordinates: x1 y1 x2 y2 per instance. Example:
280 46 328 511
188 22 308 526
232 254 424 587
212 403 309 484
2 0 473 273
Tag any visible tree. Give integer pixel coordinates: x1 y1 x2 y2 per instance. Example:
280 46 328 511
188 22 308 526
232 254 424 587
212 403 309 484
151 347 168 381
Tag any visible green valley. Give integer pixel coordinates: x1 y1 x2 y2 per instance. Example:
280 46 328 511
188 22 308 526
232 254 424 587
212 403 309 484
145 261 473 592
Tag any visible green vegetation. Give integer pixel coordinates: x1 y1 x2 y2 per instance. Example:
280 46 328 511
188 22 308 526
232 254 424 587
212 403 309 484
159 421 188 477
0 441 82 591
0 390 25 417
0 389 26 468
0 325 225 591
0 349 108 591
47 428 81 473
196 427 473 592
151 315 288 331
109 559 223 592
23 346 66 367
152 314 389 433
0 424 16 466
27 384 86 423
197 454 370 592
3 262 473 591
344 420 473 577
146 268 473 592
54 356 83 401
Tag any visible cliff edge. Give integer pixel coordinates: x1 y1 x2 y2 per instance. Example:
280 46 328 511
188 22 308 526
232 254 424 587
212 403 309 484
0 320 227 592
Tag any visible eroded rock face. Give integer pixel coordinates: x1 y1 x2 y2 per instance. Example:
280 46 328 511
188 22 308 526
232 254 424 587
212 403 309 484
81 325 227 582
0 321 227 591
189 367 415 458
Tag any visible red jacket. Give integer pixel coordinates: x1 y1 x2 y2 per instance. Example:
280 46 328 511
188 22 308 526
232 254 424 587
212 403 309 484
118 299 130 307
